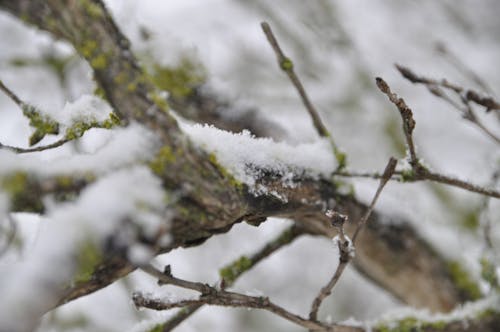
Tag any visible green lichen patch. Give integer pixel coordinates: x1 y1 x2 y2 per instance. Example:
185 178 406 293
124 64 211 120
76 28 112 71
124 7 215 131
149 146 177 176
375 317 448 332
149 57 206 99
208 153 243 190
147 323 165 332
80 0 104 19
219 256 252 284
460 210 480 230
90 53 107 70
1 171 28 197
480 258 499 290
64 112 120 140
1 172 44 212
446 260 482 300
22 104 59 145
73 239 103 284
334 150 347 170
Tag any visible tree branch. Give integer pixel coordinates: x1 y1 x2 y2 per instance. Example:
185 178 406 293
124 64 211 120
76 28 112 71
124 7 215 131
261 21 346 167
160 225 304 331
137 264 361 332
376 76 500 199
395 64 500 144
309 158 396 322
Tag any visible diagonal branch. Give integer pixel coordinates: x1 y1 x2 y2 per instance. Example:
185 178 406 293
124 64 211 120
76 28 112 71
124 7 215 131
309 158 396 321
261 21 346 168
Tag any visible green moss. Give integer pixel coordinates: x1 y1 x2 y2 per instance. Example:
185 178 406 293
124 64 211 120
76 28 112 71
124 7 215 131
148 90 169 112
64 113 119 140
101 112 121 129
149 146 177 175
219 256 252 284
280 57 294 71
22 104 59 145
80 0 103 18
93 85 106 99
1 172 28 197
147 323 165 332
150 57 206 99
55 175 74 188
65 121 96 140
460 210 479 230
73 240 102 284
334 150 347 170
427 320 446 330
90 54 107 70
208 153 243 190
375 316 451 332
476 308 498 321
480 258 499 289
447 260 481 300
78 39 98 58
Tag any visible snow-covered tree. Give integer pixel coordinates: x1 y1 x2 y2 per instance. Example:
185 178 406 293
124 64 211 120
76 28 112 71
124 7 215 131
0 1 498 331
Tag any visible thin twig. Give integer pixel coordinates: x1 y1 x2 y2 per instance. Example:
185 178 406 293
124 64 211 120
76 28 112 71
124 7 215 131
261 21 346 168
375 77 417 166
0 137 71 154
309 158 396 322
160 226 303 331
395 65 500 144
309 211 350 322
351 158 397 242
422 169 500 199
0 79 23 107
376 76 500 199
137 264 351 332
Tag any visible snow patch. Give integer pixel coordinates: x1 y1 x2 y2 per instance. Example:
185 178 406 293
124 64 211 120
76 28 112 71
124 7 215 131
43 94 113 130
181 123 337 190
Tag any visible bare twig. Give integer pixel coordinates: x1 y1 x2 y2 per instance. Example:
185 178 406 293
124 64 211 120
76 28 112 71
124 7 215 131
309 158 396 322
0 79 24 107
160 226 303 331
375 77 417 166
422 169 500 199
0 137 70 154
376 76 500 199
309 211 350 322
351 158 397 242
395 65 500 144
261 21 346 168
137 264 359 332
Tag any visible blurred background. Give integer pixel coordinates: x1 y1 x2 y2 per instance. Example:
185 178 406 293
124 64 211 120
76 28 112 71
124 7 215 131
0 1 499 331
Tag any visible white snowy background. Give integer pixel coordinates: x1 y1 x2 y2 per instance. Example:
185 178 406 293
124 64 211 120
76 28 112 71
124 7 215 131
0 1 499 331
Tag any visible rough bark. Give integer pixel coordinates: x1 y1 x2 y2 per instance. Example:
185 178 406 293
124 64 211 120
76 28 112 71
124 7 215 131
0 0 485 325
